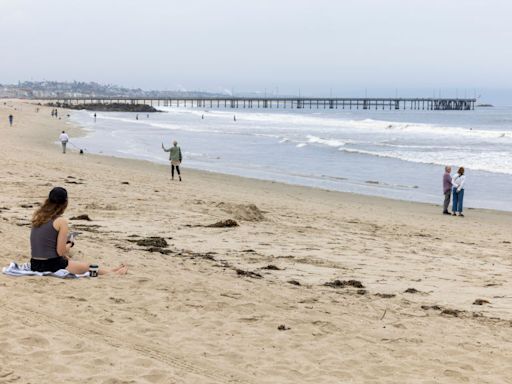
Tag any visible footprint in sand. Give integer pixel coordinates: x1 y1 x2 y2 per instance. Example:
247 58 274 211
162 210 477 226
19 334 50 348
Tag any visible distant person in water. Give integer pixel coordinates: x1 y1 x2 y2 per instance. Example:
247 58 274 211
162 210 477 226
30 187 127 275
94 113 97 122
233 115 237 122
162 140 183 181
136 114 139 120
442 166 452 215
8 114 13 126
59 130 69 154
451 167 466 217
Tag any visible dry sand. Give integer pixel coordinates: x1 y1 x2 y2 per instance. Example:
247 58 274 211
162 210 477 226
0 100 511 383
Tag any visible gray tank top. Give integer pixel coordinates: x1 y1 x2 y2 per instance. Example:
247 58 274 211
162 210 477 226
30 219 59 259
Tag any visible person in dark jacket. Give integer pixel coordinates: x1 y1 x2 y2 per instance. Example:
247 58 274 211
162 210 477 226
442 166 452 214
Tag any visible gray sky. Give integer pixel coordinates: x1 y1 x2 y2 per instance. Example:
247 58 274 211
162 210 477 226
1 0 511 99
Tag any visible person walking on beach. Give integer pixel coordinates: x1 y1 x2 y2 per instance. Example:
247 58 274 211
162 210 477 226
8 114 13 126
162 140 183 181
442 166 452 215
30 187 127 275
59 130 69 154
452 167 466 217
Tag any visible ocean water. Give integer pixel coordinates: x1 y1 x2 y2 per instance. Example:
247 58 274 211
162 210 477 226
69 106 512 211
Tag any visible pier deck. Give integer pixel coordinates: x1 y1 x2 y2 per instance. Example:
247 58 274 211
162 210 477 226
42 97 476 111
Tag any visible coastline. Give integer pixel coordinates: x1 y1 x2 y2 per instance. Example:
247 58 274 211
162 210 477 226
1 100 512 383
68 106 512 212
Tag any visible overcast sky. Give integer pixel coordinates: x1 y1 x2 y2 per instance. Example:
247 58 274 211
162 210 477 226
1 0 511 99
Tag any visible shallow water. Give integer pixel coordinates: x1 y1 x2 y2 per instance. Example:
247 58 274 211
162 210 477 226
69 106 512 211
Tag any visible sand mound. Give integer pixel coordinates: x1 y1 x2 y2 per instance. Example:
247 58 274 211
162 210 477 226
216 202 264 221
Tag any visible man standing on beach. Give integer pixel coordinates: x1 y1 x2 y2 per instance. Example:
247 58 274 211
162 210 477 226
8 114 13 126
443 166 452 214
162 140 183 181
59 130 69 154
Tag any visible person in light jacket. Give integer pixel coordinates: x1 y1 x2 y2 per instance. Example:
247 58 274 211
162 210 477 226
59 131 69 154
451 167 466 217
162 140 183 181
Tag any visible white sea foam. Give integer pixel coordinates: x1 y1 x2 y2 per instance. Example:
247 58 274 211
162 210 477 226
340 147 512 175
306 135 347 148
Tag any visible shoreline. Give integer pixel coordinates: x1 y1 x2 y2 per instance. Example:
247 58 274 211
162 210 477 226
1 99 512 383
67 105 512 212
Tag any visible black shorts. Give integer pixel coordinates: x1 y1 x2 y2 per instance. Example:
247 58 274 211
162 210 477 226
30 257 69 273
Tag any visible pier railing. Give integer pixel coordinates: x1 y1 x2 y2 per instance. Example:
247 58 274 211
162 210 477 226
40 97 476 111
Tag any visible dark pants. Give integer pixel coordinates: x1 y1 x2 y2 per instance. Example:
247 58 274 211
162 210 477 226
443 191 451 213
171 165 180 178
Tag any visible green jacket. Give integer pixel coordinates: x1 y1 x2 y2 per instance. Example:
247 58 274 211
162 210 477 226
163 144 182 162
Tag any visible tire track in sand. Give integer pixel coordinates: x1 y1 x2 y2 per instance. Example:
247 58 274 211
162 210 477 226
4 304 252 384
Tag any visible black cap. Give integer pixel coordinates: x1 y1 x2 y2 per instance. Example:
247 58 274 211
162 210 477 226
48 187 68 204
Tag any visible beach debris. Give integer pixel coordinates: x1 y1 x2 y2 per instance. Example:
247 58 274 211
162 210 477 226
261 264 282 270
357 289 367 295
70 224 101 233
184 251 216 261
70 214 92 221
404 288 420 294
205 219 239 228
375 293 396 299
277 324 291 331
130 236 168 248
235 269 263 279
145 247 173 255
65 180 85 185
20 204 33 208
473 299 490 305
109 297 126 304
287 280 301 286
502 240 511 244
421 305 442 311
216 202 265 221
242 249 256 253
323 279 365 289
441 309 462 317
121 181 130 185
380 309 387 320
0 207 10 211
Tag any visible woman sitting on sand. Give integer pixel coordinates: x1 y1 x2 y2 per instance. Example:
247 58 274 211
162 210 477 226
30 187 127 275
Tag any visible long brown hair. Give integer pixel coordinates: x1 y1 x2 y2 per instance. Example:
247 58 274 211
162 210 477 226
32 199 68 227
458 167 465 176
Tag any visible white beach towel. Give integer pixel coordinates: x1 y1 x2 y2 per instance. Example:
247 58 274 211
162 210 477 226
2 262 89 278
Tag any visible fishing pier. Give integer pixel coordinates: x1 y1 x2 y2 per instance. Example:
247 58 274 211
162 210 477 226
44 97 476 111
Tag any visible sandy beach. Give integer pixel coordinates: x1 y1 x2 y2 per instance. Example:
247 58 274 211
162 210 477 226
1 100 511 383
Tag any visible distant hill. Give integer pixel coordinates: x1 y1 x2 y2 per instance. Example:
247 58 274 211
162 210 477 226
0 80 225 99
